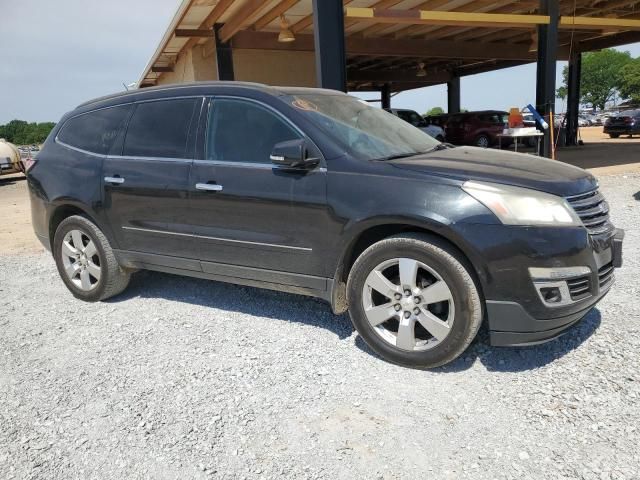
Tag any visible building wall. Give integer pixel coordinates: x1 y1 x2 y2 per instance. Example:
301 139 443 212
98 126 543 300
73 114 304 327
233 50 316 87
155 42 316 87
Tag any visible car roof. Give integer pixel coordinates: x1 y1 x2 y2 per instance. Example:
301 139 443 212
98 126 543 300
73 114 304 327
76 81 347 111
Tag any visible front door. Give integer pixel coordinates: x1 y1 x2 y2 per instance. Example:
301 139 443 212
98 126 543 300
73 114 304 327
103 97 201 265
189 97 329 289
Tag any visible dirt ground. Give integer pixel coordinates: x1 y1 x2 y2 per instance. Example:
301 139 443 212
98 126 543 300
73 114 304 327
1 126 638 256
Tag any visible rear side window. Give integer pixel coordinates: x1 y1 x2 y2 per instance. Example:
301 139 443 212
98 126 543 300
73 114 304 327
58 105 131 155
123 98 198 158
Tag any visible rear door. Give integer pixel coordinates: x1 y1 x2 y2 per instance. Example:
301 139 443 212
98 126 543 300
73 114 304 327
189 96 329 286
102 97 202 265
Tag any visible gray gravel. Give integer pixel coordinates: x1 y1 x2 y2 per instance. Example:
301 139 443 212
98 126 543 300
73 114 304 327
1 174 640 480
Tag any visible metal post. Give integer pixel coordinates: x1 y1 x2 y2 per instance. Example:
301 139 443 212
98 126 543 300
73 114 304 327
566 51 582 146
214 24 235 81
381 84 391 109
447 76 461 114
535 0 559 158
312 0 347 92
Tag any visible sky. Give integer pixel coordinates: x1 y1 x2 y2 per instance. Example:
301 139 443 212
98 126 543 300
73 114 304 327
1 0 639 124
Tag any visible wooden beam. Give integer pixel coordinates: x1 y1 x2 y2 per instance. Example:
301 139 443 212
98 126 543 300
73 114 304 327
151 66 174 73
348 68 451 83
230 30 541 61
560 16 640 31
345 8 551 28
291 0 352 33
174 29 214 37
219 0 270 43
180 0 235 56
253 0 300 31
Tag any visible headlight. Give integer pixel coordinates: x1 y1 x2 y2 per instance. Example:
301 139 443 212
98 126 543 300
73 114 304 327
462 181 582 226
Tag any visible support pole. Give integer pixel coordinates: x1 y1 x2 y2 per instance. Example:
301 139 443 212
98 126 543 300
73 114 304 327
381 83 391 109
566 51 582 146
312 0 347 92
535 0 559 158
447 76 461 114
214 23 235 81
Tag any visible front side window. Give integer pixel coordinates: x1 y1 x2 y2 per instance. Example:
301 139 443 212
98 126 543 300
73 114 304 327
58 105 131 155
281 94 438 161
123 98 198 158
206 98 301 163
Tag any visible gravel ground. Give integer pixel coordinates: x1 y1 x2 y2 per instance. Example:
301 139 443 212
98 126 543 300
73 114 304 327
1 174 639 480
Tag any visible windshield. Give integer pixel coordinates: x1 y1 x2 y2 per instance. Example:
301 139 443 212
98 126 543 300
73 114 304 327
281 94 439 161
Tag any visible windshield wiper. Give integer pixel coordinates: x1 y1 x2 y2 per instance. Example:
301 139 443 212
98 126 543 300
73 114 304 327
380 152 420 161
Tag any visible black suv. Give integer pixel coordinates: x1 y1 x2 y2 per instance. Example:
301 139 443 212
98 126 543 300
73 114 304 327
28 82 624 369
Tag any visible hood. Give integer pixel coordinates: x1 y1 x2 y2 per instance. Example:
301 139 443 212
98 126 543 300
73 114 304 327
389 146 597 197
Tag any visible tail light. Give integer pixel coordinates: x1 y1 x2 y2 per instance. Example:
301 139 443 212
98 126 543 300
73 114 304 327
23 157 38 173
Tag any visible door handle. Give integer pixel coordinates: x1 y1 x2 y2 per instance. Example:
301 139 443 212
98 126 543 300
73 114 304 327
195 183 223 192
104 176 125 184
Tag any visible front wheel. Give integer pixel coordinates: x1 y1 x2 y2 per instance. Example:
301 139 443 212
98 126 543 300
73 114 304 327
346 234 483 369
609 133 620 139
53 215 130 302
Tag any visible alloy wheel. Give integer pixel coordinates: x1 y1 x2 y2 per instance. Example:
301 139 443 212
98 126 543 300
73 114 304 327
61 229 101 291
361 258 455 351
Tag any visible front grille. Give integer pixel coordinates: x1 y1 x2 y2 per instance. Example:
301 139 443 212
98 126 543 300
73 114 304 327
566 189 612 235
567 275 591 301
598 262 614 289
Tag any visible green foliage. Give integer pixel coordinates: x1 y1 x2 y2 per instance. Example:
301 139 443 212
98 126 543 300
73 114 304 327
0 120 56 145
425 106 445 116
556 49 634 109
619 58 640 103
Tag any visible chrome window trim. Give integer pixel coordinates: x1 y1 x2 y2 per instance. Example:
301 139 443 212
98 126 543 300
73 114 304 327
192 158 326 172
122 226 312 252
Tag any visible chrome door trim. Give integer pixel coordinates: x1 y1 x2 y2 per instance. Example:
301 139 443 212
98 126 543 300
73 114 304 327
104 176 125 184
195 183 223 191
121 226 312 252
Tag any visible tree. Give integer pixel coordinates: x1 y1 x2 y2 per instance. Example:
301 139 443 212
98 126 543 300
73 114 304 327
425 106 445 116
556 49 633 110
0 120 56 145
619 58 640 103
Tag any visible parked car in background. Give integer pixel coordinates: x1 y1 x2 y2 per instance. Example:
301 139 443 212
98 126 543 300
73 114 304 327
444 111 509 148
384 108 445 141
28 82 623 369
424 113 450 129
604 110 640 138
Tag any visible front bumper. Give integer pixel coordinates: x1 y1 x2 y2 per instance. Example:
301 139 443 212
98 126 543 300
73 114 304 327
486 229 624 346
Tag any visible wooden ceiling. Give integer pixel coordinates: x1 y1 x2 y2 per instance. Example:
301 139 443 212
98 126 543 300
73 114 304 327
139 0 640 91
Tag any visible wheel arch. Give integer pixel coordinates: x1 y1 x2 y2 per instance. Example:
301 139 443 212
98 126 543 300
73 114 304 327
48 201 113 250
330 217 484 315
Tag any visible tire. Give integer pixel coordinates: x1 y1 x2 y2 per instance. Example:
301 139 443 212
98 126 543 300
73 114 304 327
346 233 483 369
53 215 130 302
609 134 620 139
475 134 491 148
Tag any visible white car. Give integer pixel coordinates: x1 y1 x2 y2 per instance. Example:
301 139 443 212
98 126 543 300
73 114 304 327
384 108 446 141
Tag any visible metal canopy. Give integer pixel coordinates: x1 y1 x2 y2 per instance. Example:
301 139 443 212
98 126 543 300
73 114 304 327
138 0 640 91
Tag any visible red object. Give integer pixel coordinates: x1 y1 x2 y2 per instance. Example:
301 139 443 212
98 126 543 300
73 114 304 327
444 111 509 147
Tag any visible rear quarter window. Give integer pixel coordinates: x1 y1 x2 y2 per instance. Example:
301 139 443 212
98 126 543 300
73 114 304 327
57 105 132 155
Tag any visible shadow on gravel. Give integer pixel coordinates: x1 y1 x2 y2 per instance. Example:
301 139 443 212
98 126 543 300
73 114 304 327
436 309 602 373
0 176 26 186
107 270 354 339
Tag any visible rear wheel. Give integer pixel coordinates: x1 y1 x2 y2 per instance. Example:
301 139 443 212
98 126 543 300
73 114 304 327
53 215 130 302
346 233 483 369
475 134 491 148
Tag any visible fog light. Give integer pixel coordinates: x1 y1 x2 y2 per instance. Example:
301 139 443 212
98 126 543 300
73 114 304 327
540 286 562 304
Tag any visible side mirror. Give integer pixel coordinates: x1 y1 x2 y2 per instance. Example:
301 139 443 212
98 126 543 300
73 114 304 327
270 139 319 170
